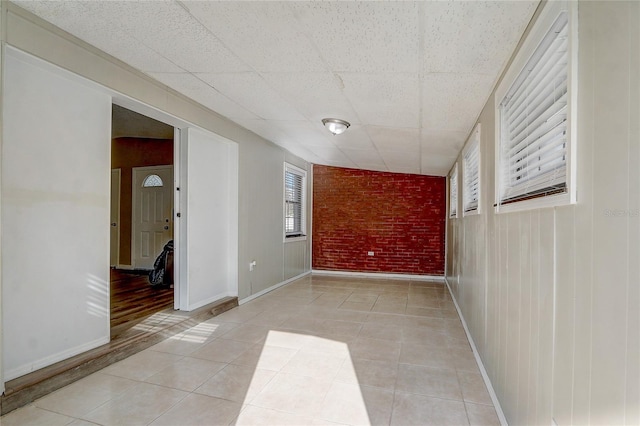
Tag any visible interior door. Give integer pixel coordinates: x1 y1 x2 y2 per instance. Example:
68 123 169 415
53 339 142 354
132 165 174 269
110 169 121 267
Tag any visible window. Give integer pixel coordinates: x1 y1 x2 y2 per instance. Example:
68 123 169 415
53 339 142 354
284 163 306 239
495 1 577 211
449 163 458 218
142 174 163 187
463 125 481 214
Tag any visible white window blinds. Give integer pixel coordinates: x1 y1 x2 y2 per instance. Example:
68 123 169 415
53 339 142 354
449 164 458 218
285 164 306 237
463 126 480 213
499 11 569 204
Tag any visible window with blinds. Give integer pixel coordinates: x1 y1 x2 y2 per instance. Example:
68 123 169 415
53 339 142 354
497 8 573 207
449 163 458 218
284 164 306 238
463 125 481 214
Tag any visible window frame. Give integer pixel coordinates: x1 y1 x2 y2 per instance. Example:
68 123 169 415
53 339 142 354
494 0 578 214
462 124 481 216
449 162 459 219
283 163 307 242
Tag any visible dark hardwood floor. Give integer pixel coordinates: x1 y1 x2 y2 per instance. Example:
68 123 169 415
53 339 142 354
110 269 174 337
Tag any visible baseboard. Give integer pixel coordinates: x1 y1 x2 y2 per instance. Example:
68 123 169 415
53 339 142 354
312 269 445 282
187 291 234 312
239 270 312 305
4 336 109 382
444 277 507 426
116 264 133 270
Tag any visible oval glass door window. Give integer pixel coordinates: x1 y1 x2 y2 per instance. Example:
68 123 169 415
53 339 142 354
142 174 164 187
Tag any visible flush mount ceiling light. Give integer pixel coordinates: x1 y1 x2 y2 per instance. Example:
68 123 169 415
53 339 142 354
322 118 350 135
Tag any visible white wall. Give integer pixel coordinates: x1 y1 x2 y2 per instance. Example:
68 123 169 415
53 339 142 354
180 128 238 310
447 1 640 424
0 3 312 384
237 138 312 301
2 51 112 380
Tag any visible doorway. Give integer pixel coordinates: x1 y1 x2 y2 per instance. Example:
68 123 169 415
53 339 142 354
110 105 175 338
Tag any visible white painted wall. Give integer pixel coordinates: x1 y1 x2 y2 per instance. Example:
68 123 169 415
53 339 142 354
1 51 111 380
0 3 312 384
0 2 310 384
4 4 311 305
180 128 238 310
236 137 312 301
446 1 640 424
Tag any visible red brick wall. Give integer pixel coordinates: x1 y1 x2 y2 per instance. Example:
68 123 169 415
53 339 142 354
312 165 446 275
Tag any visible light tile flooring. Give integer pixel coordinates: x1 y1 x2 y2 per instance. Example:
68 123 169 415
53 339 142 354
1 275 499 426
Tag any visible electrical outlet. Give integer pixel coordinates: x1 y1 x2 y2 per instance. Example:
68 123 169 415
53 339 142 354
367 251 375 256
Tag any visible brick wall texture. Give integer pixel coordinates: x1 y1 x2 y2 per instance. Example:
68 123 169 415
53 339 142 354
312 164 446 275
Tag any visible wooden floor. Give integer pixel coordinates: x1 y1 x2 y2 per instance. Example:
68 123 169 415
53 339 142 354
110 269 174 338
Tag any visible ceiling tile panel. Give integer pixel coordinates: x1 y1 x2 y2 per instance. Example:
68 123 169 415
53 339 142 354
291 1 420 73
341 149 386 167
422 73 496 131
309 146 356 166
184 1 328 73
379 151 421 169
261 72 359 124
421 154 459 176
421 129 470 157
197 72 306 121
423 1 538 74
367 126 420 152
96 1 250 73
390 166 422 175
274 121 336 148
149 73 258 120
14 1 185 74
341 73 420 128
330 125 376 151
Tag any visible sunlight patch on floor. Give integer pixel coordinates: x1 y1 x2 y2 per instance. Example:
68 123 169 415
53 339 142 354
238 330 372 425
166 322 220 344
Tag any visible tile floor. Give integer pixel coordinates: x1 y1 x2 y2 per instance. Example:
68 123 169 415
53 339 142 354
1 275 500 426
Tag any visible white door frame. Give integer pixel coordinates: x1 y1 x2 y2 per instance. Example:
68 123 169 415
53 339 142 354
110 168 121 268
173 128 181 310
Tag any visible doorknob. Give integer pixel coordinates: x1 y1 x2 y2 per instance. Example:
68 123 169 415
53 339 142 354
164 225 169 230
111 222 117 227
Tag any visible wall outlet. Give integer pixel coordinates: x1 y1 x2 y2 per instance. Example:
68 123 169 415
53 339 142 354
367 251 375 256
249 260 257 271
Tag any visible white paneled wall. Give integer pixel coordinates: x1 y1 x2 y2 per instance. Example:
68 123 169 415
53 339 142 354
447 2 640 424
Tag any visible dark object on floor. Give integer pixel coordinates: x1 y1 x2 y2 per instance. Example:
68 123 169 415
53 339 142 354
149 240 174 286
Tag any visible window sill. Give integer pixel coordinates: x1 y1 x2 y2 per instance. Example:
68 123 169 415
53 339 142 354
495 192 572 214
284 235 307 243
463 208 480 217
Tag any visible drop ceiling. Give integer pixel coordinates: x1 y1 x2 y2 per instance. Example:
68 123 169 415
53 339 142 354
14 1 539 176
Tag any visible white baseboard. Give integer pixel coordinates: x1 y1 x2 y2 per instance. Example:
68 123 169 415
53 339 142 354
187 291 234 312
444 277 507 426
239 271 312 305
116 264 134 270
5 336 110 381
312 269 445 282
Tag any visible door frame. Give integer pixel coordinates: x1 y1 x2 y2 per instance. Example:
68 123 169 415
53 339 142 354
110 168 121 268
131 164 174 270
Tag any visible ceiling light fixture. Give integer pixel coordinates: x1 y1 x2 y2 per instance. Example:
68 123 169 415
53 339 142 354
322 118 350 135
